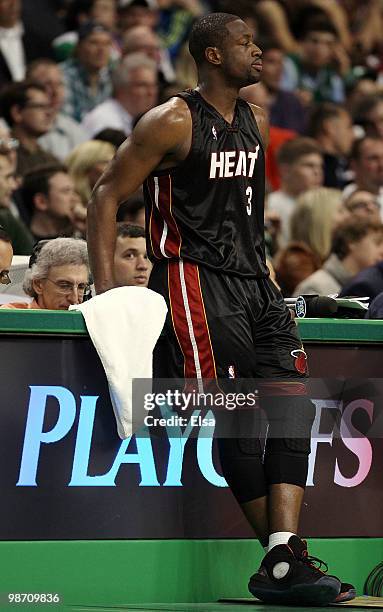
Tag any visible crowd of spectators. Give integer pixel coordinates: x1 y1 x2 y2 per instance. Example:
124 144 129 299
2 0 383 315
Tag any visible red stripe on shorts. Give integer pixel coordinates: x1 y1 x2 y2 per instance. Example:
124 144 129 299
168 260 216 381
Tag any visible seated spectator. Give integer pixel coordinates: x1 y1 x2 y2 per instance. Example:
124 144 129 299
0 150 34 254
81 53 158 137
53 0 118 61
306 102 354 189
0 226 13 285
343 189 381 223
26 59 88 161
117 0 158 33
121 24 175 86
366 290 383 319
339 260 383 300
0 0 58 88
60 21 113 123
290 187 345 262
281 16 346 106
342 136 383 214
114 223 152 286
0 0 26 87
0 81 59 176
294 218 383 296
241 39 306 134
1 237 89 309
352 93 383 140
267 137 323 246
284 0 352 54
21 164 78 241
274 241 321 297
346 75 380 119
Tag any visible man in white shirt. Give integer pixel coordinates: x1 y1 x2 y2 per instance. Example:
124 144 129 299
0 0 25 85
81 52 158 137
267 137 324 246
0 0 59 89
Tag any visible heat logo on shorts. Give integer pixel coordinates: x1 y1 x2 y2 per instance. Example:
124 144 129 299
290 348 307 374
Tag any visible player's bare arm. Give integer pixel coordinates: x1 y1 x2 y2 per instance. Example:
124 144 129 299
87 97 192 294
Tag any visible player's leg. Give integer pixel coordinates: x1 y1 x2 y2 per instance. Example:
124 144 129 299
248 277 351 604
218 437 269 547
150 260 269 544
187 265 271 547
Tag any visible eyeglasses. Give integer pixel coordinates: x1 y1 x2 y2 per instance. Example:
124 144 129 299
45 278 90 295
0 137 19 151
347 200 380 211
0 270 11 285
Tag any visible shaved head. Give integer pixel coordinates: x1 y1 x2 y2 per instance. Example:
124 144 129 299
189 12 239 66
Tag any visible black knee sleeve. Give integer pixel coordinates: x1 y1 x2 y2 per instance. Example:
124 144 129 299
262 395 316 453
217 437 267 503
262 396 316 488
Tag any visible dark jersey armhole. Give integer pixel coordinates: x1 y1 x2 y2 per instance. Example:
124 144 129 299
238 98 266 152
174 90 201 163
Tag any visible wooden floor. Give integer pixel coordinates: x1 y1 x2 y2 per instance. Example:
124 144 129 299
66 596 383 611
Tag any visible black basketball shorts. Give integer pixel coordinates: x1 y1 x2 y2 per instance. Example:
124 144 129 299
149 259 308 388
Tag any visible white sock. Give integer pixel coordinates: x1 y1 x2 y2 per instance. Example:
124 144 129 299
268 531 296 552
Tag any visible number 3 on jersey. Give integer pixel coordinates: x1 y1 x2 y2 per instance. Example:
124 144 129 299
246 186 253 215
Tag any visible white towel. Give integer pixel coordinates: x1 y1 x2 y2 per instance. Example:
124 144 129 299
70 287 167 439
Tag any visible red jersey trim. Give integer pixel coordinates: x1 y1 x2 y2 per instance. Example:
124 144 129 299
148 175 182 259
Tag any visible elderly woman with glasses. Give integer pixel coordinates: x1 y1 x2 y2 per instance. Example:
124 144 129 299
1 237 90 310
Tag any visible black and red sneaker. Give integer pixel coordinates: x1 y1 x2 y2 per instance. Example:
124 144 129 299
288 536 356 603
248 537 341 606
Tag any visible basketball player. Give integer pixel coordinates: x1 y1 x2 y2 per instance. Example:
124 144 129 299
87 13 354 606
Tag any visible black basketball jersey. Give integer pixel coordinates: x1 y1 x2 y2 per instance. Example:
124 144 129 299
143 89 268 277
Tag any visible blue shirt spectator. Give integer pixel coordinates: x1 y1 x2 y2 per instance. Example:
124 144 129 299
339 260 383 300
60 21 113 123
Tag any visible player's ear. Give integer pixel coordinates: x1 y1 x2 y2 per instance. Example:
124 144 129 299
205 46 222 65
